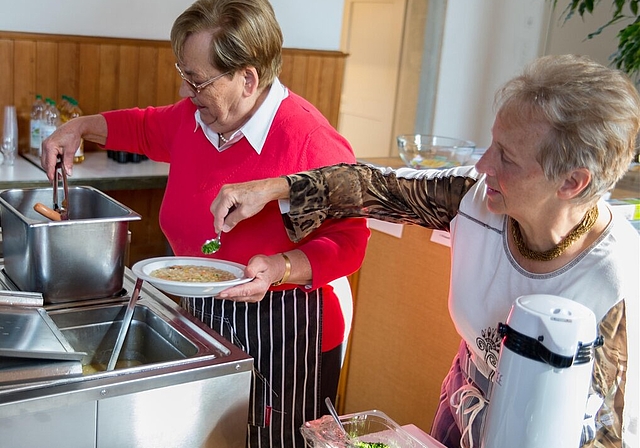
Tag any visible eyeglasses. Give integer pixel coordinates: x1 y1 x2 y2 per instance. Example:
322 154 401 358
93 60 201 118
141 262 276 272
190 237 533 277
175 63 229 94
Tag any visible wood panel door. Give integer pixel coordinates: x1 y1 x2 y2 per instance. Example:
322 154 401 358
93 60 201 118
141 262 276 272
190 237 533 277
338 0 406 158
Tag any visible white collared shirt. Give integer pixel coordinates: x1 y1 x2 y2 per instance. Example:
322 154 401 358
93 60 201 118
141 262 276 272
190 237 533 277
193 77 289 153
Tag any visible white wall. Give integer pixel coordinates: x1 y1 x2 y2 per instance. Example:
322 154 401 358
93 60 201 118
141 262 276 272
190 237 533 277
0 0 344 50
430 0 624 149
0 0 623 148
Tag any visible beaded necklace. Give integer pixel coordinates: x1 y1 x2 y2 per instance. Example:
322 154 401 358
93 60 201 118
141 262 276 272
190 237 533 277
510 205 599 261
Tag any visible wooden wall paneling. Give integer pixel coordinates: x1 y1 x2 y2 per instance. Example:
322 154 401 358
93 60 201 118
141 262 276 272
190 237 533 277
330 56 346 129
13 40 35 109
13 40 36 150
279 49 346 128
78 43 101 115
0 39 13 109
36 41 58 105
304 55 323 113
1 32 346 151
138 46 159 108
284 52 309 100
279 52 294 87
118 45 140 109
0 39 13 148
156 46 181 107
308 54 339 126
57 42 80 103
98 44 119 112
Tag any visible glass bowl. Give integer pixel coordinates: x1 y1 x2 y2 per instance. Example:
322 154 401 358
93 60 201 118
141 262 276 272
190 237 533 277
397 134 475 169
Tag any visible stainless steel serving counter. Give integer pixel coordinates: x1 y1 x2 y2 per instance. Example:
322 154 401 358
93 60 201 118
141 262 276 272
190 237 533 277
0 265 253 448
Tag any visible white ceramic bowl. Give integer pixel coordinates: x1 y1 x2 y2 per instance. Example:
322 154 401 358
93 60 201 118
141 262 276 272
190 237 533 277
132 256 252 297
397 134 475 169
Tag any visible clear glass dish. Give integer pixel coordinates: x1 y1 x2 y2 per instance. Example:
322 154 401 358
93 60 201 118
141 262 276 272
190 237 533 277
301 410 428 448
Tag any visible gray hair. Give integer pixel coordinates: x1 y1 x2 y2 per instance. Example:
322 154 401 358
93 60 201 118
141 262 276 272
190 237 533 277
494 54 640 202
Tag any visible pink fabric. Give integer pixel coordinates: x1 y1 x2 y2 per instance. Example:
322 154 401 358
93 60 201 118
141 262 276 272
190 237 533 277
102 94 370 350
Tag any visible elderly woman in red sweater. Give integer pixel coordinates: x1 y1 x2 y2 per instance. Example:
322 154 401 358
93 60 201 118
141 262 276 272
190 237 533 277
40 0 369 446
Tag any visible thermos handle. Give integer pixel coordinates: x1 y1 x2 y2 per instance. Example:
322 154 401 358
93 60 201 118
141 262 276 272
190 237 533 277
498 322 603 368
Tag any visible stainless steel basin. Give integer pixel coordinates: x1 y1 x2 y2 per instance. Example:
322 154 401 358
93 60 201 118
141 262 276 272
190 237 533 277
0 186 141 304
49 299 203 373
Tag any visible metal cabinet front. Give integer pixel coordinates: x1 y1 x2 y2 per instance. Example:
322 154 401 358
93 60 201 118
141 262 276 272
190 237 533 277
97 371 251 448
0 399 97 448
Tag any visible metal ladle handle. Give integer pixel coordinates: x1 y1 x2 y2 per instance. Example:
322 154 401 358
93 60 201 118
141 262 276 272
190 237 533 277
324 397 348 437
106 278 144 371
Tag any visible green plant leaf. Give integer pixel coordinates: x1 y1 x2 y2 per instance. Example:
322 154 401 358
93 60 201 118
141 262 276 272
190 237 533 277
553 0 640 81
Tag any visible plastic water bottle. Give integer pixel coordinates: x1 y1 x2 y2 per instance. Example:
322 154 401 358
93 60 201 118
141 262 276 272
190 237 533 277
29 94 45 156
40 98 60 154
68 98 85 163
59 95 71 121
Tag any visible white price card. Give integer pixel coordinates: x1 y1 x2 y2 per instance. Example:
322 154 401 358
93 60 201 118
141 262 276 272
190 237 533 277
430 229 451 247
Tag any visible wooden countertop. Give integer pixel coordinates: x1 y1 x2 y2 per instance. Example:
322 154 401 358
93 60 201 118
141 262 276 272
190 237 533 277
0 152 169 191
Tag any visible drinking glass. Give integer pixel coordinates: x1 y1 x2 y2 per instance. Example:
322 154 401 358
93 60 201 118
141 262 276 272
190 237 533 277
2 105 18 166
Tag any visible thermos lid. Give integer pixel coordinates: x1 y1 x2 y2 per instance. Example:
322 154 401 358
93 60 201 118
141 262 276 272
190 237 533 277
501 294 599 367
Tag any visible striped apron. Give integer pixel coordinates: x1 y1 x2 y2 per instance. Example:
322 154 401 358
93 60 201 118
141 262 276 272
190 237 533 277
182 287 322 448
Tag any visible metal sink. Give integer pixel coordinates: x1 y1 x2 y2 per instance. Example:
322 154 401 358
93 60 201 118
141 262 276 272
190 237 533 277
48 297 209 374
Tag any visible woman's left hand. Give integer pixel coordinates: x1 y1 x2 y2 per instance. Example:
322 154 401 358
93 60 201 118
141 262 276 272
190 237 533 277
216 254 286 302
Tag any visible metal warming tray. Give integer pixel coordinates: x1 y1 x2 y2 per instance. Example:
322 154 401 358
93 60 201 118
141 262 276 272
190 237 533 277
0 186 141 304
0 305 86 384
0 306 85 362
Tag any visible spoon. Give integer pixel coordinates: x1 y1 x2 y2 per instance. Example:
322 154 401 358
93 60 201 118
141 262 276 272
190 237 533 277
201 234 221 254
324 397 349 439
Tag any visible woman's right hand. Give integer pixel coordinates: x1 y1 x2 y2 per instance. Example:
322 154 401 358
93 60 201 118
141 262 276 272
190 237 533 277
41 114 108 181
210 177 290 234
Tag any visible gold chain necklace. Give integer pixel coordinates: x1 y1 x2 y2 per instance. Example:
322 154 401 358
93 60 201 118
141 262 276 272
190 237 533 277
510 205 599 262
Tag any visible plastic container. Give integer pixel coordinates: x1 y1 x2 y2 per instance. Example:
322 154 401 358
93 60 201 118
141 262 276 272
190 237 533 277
40 98 60 154
301 410 428 448
68 98 85 163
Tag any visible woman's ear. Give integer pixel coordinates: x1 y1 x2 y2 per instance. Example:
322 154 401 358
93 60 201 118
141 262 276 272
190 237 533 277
242 67 260 96
558 168 591 200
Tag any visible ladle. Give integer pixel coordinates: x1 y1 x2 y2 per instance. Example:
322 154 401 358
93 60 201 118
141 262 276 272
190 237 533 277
106 278 143 371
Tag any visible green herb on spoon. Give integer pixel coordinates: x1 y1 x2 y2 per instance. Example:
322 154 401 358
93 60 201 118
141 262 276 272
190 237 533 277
201 235 221 254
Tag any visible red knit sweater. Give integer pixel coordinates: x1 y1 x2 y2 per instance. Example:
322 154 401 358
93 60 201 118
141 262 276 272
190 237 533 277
102 93 370 351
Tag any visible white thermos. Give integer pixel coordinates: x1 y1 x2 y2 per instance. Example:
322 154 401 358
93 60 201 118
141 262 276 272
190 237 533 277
481 294 602 448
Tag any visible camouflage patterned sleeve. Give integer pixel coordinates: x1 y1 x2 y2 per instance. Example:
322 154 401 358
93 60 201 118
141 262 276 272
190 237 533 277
583 300 627 448
281 163 478 243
